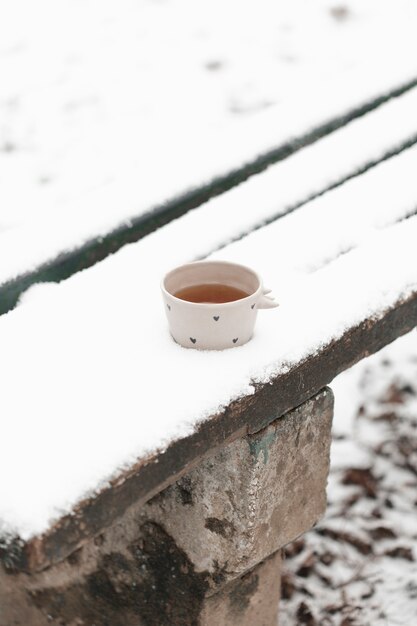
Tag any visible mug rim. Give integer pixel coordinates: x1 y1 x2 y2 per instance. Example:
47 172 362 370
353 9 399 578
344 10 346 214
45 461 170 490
161 260 262 308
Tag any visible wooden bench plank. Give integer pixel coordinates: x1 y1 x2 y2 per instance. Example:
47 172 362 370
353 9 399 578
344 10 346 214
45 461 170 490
3 0 417 249
207 143 417 276
1 82 417 315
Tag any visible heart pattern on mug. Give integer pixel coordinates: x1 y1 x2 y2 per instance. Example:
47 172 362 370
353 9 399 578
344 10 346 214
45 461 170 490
190 337 197 344
213 316 219 321
233 338 238 343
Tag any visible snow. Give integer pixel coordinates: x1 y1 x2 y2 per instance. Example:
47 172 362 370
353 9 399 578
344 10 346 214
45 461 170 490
280 330 417 625
208 143 417 276
2 83 417 286
0 141 417 539
1 0 417 543
1 0 417 282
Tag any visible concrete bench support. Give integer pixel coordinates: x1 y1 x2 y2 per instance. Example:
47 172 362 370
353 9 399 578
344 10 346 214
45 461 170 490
0 388 333 626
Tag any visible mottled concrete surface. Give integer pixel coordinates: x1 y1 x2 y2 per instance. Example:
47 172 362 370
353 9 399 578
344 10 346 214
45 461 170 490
201 551 282 626
0 388 333 625
144 387 333 583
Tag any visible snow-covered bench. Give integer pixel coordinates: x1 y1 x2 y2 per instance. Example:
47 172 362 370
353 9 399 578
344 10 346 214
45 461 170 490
1 75 417 318
1 98 417 625
2 3 417 623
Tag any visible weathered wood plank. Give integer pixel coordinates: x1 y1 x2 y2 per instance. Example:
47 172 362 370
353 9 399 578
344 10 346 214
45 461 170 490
1 77 416 317
5 290 415 574
203 134 417 259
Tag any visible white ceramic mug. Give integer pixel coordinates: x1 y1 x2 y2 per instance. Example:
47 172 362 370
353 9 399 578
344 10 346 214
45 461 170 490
161 260 278 350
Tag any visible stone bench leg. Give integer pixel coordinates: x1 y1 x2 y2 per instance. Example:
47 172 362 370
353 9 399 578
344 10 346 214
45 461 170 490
0 388 333 626
200 550 282 626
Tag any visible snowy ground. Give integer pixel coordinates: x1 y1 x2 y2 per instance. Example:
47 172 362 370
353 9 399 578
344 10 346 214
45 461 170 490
280 330 417 625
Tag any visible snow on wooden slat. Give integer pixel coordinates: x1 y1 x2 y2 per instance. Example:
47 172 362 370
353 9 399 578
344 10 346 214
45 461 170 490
208 143 417 281
196 86 417 260
1 83 417 295
1 145 417 542
2 0 417 291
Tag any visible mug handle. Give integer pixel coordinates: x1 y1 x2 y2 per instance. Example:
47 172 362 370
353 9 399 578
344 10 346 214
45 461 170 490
257 287 279 309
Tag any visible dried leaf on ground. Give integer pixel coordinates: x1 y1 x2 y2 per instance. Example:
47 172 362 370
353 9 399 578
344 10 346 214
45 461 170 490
296 601 317 625
296 552 316 578
283 538 305 559
384 546 414 561
316 528 373 555
281 573 296 600
342 467 378 498
368 526 397 541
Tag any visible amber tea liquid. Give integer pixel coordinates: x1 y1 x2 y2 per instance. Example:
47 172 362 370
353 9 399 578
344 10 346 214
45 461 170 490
174 283 250 304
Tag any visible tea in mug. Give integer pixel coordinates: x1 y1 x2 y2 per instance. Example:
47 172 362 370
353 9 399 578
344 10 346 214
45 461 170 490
174 283 250 304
